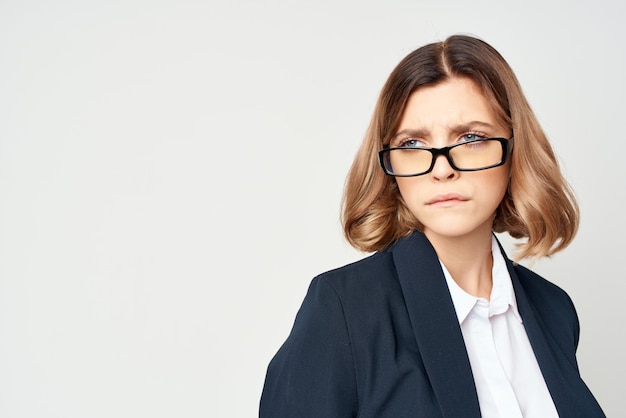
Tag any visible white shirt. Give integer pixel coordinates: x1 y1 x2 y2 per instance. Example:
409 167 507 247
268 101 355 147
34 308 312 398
440 236 559 418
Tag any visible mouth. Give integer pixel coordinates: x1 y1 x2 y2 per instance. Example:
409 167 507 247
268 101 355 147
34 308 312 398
426 193 469 206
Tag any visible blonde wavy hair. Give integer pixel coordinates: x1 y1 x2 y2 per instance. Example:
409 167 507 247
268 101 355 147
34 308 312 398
341 35 579 261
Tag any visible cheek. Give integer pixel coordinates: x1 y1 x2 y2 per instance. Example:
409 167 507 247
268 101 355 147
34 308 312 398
482 167 510 203
395 177 425 204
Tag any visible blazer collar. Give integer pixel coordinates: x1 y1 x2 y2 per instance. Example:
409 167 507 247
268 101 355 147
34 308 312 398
391 231 481 418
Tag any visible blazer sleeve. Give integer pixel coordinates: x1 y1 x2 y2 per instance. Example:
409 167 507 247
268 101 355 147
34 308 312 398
259 275 358 418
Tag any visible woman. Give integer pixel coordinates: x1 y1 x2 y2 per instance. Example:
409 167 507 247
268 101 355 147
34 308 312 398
259 35 605 417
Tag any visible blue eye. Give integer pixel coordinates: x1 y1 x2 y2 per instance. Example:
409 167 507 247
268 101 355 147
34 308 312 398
399 138 425 148
460 133 486 142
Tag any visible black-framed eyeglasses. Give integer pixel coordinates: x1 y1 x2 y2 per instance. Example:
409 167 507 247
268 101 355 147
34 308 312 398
378 137 512 177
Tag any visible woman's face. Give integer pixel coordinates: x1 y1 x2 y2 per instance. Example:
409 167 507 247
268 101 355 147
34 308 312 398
393 77 510 243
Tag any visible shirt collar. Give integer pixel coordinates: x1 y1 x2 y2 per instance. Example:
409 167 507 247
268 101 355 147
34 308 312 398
441 235 523 325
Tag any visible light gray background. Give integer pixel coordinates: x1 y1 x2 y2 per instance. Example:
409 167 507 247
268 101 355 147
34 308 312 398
1 0 623 417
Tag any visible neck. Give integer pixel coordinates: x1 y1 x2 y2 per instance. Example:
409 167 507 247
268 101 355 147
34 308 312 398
425 229 494 299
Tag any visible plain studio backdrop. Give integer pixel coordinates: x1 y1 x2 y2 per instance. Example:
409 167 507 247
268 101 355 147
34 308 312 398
0 0 623 416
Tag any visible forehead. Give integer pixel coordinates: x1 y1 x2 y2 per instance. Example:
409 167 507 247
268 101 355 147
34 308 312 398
397 77 505 133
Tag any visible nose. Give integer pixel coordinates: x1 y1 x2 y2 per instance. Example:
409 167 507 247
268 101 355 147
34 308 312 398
430 154 458 181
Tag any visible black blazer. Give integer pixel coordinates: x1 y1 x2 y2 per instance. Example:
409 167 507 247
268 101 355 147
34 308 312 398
260 231 605 417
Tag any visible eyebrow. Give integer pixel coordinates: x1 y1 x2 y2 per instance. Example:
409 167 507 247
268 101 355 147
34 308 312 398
392 121 500 141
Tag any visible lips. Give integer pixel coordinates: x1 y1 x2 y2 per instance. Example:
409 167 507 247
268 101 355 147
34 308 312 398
426 193 469 205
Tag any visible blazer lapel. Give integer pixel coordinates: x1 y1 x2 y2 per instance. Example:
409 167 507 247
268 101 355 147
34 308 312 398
505 259 603 417
391 232 481 418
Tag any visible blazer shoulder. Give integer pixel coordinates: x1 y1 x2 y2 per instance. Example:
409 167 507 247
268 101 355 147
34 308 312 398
260 260 360 417
320 249 395 277
314 249 399 299
260 249 403 417
512 263 576 308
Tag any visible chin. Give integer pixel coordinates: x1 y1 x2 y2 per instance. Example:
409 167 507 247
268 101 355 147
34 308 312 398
425 228 479 240
421 218 494 240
